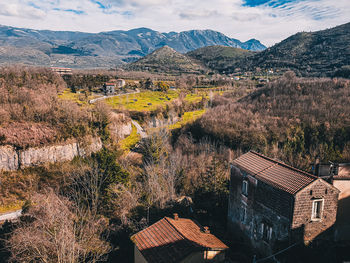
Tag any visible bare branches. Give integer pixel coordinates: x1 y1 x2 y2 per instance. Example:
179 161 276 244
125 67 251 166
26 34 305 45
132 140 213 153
7 190 110 263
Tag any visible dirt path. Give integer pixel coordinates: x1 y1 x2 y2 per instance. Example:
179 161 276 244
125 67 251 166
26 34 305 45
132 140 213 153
89 89 140 104
0 209 22 222
131 120 147 139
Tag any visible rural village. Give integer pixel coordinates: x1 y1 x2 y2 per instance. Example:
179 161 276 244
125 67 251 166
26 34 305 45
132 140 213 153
0 7 349 263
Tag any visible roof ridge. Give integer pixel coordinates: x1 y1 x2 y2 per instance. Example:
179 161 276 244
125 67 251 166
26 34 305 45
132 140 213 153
250 151 317 180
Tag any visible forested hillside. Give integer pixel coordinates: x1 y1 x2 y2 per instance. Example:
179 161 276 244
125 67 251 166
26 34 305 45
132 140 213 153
186 72 350 170
236 22 350 77
0 67 109 148
128 46 206 74
187 46 254 73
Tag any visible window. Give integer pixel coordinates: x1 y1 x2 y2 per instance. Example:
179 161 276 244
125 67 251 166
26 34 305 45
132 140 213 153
242 180 248 196
241 205 247 224
261 223 273 242
312 199 324 220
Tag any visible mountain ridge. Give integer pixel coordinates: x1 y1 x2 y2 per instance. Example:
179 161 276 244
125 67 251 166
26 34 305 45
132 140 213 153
235 22 350 77
128 45 206 74
0 25 266 68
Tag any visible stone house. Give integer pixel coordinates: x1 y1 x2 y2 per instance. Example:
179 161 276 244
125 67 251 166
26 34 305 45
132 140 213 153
103 82 116 95
228 151 339 255
131 214 228 263
312 162 350 240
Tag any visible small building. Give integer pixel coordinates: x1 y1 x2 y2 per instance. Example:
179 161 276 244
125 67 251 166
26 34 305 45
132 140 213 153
131 214 228 263
51 67 72 75
103 82 116 95
228 151 339 255
116 79 126 88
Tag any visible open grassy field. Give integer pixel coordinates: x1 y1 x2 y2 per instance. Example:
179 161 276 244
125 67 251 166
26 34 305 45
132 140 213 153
106 88 225 112
58 89 99 106
169 109 206 129
59 87 226 112
105 90 180 111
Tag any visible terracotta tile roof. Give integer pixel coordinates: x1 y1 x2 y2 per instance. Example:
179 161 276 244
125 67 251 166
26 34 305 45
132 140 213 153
132 216 228 263
233 151 317 194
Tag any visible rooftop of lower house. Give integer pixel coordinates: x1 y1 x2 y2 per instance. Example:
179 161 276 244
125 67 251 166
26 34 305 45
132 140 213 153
131 214 228 263
232 151 318 195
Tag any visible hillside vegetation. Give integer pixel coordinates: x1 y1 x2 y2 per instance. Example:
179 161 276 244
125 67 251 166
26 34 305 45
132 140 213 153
0 67 107 148
186 72 350 170
237 22 350 77
128 46 206 74
187 45 254 73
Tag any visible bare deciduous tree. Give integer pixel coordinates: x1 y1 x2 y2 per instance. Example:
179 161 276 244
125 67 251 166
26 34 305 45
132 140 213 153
7 190 110 263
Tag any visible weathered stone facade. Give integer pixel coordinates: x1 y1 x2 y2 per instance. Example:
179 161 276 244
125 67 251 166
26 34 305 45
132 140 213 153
228 152 340 255
292 180 339 242
228 165 292 255
0 145 19 171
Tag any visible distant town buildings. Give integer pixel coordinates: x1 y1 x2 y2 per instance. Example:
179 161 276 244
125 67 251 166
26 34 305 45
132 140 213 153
132 214 228 263
228 151 340 255
50 67 72 75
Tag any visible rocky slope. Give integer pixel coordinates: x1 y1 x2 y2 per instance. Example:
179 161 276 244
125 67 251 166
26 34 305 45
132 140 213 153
0 137 102 171
0 25 266 68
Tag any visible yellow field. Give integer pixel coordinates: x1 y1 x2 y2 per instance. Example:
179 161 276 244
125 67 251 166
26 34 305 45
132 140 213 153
0 201 23 214
169 109 206 130
105 90 180 111
58 89 98 106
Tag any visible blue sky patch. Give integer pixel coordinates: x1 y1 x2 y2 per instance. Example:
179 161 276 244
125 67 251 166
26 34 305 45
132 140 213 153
28 2 42 9
91 0 110 10
53 8 85 15
243 0 302 7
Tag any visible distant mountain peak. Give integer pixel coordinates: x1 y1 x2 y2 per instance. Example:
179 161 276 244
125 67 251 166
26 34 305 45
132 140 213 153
128 45 206 74
0 24 266 68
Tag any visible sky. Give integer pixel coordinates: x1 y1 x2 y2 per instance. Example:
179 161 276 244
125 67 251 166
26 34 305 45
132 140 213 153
0 0 348 46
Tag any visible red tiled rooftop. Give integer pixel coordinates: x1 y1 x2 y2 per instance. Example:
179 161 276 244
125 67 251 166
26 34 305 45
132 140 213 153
132 216 228 263
233 151 317 194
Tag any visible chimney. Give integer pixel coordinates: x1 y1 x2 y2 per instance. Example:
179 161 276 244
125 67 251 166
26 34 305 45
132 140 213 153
203 226 210 234
314 157 320 176
173 213 179 220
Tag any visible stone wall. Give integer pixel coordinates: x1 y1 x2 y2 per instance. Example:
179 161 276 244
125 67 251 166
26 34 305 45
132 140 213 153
227 165 291 255
0 137 102 171
0 146 19 171
292 179 339 242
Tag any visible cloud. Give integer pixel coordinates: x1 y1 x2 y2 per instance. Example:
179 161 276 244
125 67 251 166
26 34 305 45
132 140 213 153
179 10 220 20
0 0 348 46
0 1 46 19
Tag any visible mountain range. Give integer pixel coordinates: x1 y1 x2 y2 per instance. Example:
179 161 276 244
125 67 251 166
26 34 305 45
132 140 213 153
130 22 350 77
0 25 266 68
